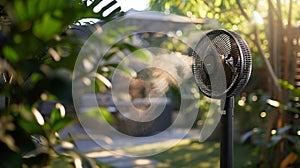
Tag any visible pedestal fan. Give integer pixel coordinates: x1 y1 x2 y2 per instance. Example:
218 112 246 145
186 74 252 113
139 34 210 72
192 30 252 168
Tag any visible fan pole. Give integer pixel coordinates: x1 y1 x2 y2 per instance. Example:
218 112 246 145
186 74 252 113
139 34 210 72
221 96 234 168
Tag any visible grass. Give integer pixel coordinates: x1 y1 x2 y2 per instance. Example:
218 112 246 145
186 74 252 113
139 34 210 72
94 138 259 168
144 138 260 168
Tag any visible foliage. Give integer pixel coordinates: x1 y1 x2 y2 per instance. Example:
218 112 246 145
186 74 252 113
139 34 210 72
238 81 300 167
149 0 300 84
0 0 122 167
149 0 300 167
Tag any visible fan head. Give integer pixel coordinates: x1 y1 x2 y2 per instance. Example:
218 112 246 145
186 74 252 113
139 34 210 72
193 29 252 98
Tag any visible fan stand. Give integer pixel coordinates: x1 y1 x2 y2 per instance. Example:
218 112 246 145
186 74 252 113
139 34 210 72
192 29 252 168
220 96 234 168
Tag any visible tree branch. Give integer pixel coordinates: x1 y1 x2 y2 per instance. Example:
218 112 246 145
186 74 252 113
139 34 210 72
237 0 281 93
236 0 250 21
253 26 282 93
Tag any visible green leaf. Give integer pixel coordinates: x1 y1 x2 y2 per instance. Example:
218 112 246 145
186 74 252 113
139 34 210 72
18 119 44 135
67 133 78 149
279 79 295 90
93 77 107 93
52 117 75 132
131 49 151 63
48 0 63 10
115 64 136 77
85 107 115 124
38 0 49 15
292 89 300 98
3 46 20 62
14 0 27 22
279 79 300 98
31 73 43 84
50 108 62 124
33 13 62 40
27 0 39 19
103 49 119 61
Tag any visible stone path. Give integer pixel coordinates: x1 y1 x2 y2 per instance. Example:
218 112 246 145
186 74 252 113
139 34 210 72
88 151 160 168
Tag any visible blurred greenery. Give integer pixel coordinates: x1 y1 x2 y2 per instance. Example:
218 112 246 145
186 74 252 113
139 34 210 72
0 0 122 167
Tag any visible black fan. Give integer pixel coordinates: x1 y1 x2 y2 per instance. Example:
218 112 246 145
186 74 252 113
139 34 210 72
192 30 252 168
193 29 252 98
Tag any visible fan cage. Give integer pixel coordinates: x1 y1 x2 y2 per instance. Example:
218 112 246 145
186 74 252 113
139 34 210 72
193 29 252 98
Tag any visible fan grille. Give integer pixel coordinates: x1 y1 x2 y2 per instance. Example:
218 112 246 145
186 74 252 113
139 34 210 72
193 30 252 98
